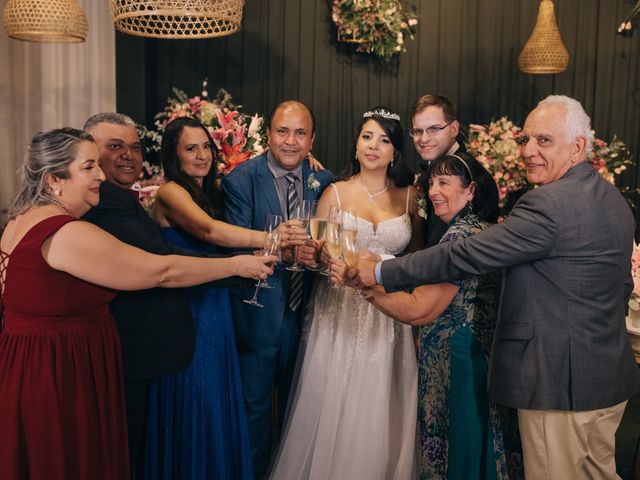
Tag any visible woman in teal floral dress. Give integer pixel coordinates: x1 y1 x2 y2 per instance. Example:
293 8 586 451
366 153 523 479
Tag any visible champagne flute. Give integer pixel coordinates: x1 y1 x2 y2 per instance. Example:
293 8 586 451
341 210 359 293
325 205 343 287
243 232 280 307
286 200 313 272
307 201 325 271
260 214 283 289
342 217 359 271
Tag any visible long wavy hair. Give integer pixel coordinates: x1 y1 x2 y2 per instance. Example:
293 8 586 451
161 117 224 219
341 106 413 187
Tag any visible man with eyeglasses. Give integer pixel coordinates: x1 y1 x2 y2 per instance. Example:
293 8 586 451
356 95 639 479
408 94 465 247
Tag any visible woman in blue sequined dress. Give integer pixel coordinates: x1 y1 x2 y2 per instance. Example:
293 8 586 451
142 117 277 479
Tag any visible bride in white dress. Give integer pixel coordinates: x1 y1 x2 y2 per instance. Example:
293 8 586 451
270 107 423 479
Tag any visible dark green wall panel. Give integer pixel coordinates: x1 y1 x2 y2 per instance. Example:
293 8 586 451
116 0 640 200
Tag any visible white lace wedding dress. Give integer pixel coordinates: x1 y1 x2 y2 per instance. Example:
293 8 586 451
270 186 418 480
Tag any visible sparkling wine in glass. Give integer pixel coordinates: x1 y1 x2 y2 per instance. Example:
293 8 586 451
341 210 359 292
244 233 281 308
325 206 344 287
260 214 283 289
286 200 313 272
308 203 325 271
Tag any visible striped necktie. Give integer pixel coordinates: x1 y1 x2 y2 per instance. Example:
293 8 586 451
285 173 303 312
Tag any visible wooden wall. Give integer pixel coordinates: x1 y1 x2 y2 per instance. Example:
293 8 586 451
116 0 640 200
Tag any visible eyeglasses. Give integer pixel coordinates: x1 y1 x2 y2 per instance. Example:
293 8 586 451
408 121 453 138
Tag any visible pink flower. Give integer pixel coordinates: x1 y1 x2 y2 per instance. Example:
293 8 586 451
216 109 236 128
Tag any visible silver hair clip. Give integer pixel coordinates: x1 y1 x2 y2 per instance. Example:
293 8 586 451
448 154 474 180
363 109 401 121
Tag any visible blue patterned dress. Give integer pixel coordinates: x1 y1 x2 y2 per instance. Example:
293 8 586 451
141 227 252 480
417 212 523 480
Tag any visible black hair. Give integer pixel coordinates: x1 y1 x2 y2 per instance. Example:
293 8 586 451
428 152 499 224
341 106 413 187
161 116 224 219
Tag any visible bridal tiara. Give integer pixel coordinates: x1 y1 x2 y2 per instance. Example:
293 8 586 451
363 109 401 121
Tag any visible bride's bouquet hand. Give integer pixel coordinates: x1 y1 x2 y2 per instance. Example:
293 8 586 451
232 254 279 280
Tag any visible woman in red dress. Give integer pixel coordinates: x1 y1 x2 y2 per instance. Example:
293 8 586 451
0 128 276 480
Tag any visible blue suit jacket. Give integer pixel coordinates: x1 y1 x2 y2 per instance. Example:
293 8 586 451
221 152 333 349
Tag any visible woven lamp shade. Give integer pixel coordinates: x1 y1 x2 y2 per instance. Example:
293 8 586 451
518 0 569 74
109 0 244 39
2 0 88 43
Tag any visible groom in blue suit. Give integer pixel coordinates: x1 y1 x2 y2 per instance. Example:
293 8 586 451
221 100 333 477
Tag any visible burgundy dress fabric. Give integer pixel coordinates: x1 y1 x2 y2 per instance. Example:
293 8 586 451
0 215 130 479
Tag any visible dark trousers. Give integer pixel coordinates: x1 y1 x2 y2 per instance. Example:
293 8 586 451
237 307 301 479
124 380 150 477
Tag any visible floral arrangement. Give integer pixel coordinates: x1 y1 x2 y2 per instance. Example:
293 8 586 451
143 81 267 177
588 135 633 184
629 242 640 312
465 117 635 216
331 0 418 61
467 117 527 211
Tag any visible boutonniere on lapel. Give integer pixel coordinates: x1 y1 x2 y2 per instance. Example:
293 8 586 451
307 173 321 192
413 175 428 220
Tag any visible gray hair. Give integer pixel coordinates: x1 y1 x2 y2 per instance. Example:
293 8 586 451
11 128 94 218
537 95 594 153
83 112 136 132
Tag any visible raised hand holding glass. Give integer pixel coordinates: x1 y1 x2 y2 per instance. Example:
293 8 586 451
286 200 313 272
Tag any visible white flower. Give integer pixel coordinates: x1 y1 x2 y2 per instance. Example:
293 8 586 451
397 32 404 45
307 173 321 191
408 18 418 27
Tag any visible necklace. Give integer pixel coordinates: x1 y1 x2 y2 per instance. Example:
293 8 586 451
358 177 389 204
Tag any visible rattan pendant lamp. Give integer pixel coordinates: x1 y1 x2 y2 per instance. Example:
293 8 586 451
2 0 89 43
109 0 244 39
518 0 569 74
